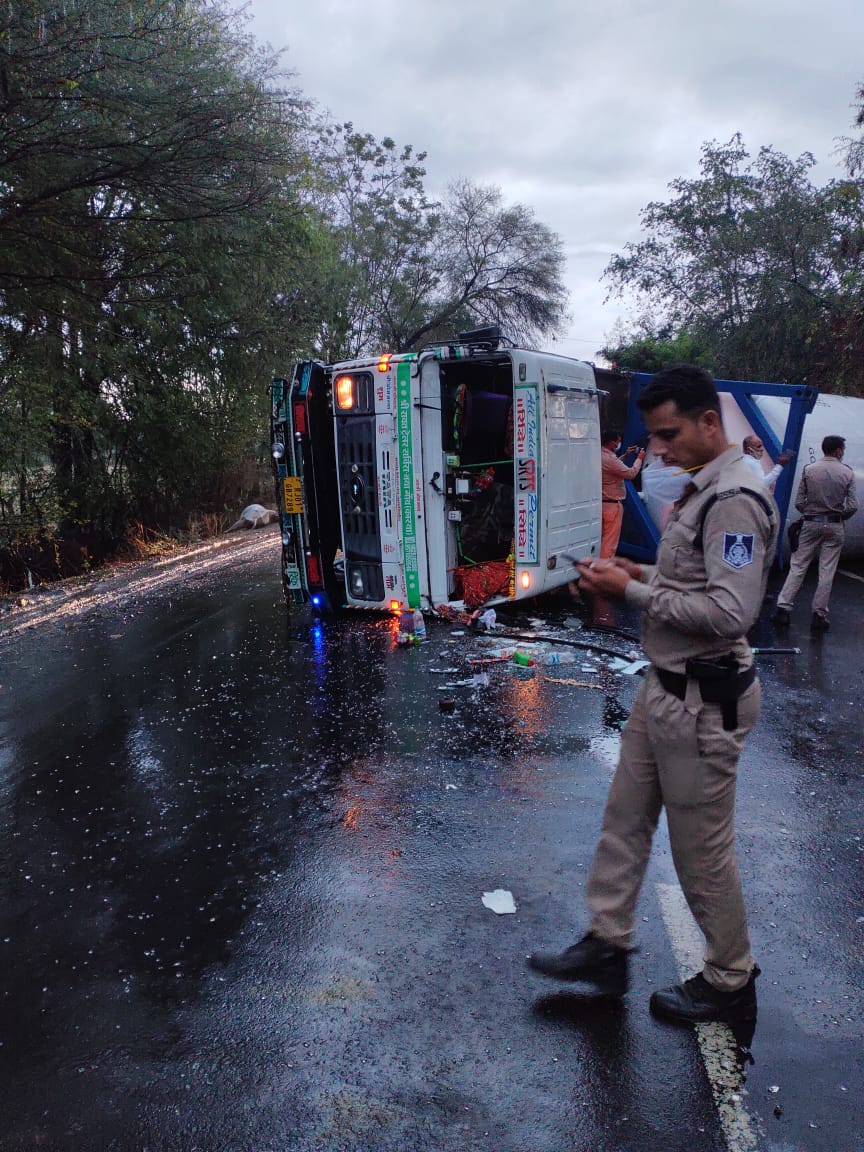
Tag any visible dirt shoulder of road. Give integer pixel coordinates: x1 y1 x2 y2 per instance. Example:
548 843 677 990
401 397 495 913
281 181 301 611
0 527 281 645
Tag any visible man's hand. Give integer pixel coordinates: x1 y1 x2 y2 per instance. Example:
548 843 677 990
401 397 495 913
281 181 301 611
777 452 794 466
609 557 644 580
575 558 635 599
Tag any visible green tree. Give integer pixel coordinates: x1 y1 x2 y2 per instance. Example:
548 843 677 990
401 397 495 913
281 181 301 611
601 324 716 374
308 121 440 359
827 86 864 393
310 124 569 357
400 179 569 352
603 135 839 385
839 82 864 178
0 0 313 570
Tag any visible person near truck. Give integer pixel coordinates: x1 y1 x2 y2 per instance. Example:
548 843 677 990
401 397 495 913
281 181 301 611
773 435 858 632
741 435 793 491
600 432 645 557
529 364 776 1024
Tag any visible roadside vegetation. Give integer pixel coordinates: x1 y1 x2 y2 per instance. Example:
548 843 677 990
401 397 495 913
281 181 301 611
0 0 567 591
602 113 864 388
2 2 864 592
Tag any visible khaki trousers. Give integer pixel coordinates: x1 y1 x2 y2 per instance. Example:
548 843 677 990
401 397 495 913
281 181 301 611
777 521 844 619
587 668 759 991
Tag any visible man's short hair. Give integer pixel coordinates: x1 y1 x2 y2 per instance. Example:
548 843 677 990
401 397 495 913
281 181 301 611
636 364 721 420
822 435 846 456
742 435 756 451
601 428 621 446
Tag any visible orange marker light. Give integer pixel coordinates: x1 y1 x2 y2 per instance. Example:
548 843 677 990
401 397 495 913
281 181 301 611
377 354 392 373
335 375 355 410
390 600 400 613
520 571 531 590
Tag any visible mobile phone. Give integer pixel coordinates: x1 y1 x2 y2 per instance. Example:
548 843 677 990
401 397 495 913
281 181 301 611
562 553 581 578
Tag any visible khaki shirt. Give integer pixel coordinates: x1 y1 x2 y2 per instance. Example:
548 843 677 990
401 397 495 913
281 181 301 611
794 456 858 519
625 446 778 673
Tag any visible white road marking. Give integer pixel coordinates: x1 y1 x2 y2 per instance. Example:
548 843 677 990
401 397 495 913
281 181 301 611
656 883 763 1152
838 568 864 584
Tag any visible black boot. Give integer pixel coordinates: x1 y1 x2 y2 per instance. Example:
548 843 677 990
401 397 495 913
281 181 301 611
650 968 759 1023
773 607 791 626
527 932 628 994
810 612 829 632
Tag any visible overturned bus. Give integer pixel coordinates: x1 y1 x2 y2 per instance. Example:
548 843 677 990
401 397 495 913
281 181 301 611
269 328 620 613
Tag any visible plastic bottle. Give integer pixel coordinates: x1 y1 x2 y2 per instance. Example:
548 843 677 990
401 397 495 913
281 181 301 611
412 608 427 640
541 650 577 665
468 647 518 663
512 650 535 666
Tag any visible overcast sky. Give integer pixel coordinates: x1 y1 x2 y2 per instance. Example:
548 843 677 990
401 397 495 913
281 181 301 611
242 0 863 361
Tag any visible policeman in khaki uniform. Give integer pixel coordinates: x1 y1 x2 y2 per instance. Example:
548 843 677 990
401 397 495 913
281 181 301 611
529 365 777 1024
774 435 857 632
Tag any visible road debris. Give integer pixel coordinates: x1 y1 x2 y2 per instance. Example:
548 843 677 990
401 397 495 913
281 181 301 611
543 678 604 689
481 889 517 914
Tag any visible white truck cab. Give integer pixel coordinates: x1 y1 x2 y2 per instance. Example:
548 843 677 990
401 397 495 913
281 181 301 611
271 328 603 613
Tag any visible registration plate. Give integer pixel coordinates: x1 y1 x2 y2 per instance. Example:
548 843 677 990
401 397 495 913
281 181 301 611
284 564 302 589
283 476 303 514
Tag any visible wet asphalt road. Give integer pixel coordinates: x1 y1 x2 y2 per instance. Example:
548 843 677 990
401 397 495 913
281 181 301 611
0 532 862 1152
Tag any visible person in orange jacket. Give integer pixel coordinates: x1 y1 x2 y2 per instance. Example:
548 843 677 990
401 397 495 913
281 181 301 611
600 432 645 558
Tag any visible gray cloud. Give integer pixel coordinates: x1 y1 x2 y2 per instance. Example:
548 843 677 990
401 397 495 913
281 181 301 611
244 0 864 356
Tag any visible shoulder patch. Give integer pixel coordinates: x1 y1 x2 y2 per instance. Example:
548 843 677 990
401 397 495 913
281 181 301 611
723 532 754 568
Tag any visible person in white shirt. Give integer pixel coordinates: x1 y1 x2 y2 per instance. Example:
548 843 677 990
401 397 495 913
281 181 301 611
741 435 793 490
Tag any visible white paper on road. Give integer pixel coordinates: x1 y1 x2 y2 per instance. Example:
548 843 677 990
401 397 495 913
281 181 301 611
482 889 517 914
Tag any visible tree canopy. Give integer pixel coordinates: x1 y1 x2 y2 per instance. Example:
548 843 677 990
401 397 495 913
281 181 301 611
602 129 864 393
0 5 570 588
308 123 568 358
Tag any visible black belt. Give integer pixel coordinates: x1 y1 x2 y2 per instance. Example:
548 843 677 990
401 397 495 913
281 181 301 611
602 498 622 504
655 659 757 731
803 513 843 523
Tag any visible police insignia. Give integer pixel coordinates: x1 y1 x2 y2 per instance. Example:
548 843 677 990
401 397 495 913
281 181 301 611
723 532 755 569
